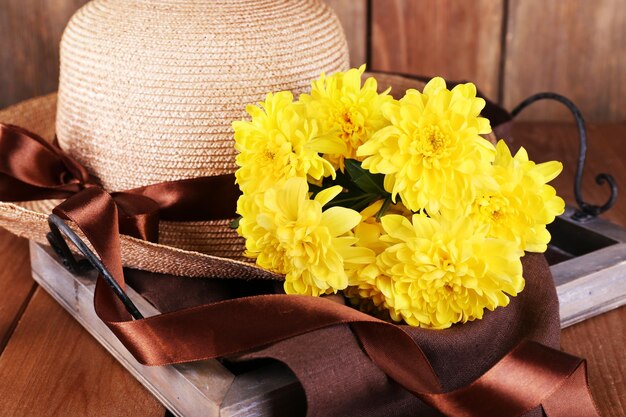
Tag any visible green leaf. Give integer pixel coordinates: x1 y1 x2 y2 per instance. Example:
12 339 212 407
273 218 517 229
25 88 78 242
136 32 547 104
375 197 392 220
344 159 388 196
229 216 242 230
324 189 380 212
332 168 354 189
352 195 383 212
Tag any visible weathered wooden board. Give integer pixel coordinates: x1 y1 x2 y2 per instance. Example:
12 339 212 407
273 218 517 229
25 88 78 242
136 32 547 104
561 306 626 416
0 230 36 353
30 242 301 417
370 0 504 101
0 0 90 108
4 1 626 123
511 123 626 227
324 0 368 67
0 287 165 417
503 0 626 122
550 207 626 328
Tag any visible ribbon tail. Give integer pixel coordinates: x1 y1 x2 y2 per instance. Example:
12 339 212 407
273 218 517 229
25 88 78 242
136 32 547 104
53 187 131 322
542 360 602 417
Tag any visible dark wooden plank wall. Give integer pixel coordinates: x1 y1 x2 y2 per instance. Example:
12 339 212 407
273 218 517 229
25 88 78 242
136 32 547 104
502 0 626 122
371 0 504 102
0 0 90 108
1 0 625 121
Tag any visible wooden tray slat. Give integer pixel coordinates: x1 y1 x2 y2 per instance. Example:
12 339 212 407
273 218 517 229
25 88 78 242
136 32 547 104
30 242 299 417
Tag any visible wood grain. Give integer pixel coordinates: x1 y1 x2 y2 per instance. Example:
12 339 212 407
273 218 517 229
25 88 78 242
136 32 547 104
3 0 626 124
0 286 165 417
0 0 89 108
503 0 626 122
0 229 36 353
561 306 626 417
324 0 368 67
370 0 504 100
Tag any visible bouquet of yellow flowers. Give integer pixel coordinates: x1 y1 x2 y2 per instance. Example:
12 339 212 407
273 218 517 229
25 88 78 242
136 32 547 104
233 66 565 329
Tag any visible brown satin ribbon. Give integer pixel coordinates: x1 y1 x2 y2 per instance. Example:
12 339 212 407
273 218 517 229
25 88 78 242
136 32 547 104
0 123 241 242
0 124 91 200
0 123 601 417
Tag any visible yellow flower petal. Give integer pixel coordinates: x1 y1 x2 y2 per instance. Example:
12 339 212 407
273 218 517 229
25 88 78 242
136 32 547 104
237 178 363 297
535 161 563 183
234 91 337 194
300 65 393 169
380 215 414 241
375 214 524 328
322 206 362 236
314 185 343 207
423 77 447 95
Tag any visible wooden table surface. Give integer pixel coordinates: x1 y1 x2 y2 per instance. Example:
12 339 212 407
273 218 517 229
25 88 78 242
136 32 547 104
0 122 624 417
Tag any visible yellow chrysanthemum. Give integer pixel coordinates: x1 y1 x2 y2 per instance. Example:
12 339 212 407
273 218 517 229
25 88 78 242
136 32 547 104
300 65 392 170
344 200 409 321
357 77 495 213
471 140 565 252
233 91 346 194
375 212 524 329
236 177 373 296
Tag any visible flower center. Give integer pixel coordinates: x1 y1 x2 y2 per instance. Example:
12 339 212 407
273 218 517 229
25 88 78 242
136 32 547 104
475 194 510 223
339 110 354 132
337 108 364 144
263 149 276 161
415 125 448 157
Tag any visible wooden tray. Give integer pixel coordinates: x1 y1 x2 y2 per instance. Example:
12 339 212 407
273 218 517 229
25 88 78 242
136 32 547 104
30 242 303 417
548 206 626 327
30 208 626 416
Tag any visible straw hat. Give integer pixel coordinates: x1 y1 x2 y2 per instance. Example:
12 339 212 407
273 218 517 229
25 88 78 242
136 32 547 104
0 0 356 278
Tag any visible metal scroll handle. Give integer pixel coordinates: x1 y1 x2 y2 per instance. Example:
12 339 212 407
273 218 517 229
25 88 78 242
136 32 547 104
46 213 144 320
511 93 618 222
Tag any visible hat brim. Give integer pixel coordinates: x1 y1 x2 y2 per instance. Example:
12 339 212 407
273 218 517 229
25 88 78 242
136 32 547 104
0 93 280 280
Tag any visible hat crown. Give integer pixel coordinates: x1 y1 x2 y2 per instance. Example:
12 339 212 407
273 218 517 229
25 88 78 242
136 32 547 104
56 0 349 192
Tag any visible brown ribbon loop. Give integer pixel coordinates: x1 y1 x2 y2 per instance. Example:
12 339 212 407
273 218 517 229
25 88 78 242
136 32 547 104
52 188 601 417
0 122 241 240
421 343 598 417
0 123 91 200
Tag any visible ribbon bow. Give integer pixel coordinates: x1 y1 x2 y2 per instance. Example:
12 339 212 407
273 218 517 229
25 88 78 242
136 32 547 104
0 123 601 417
0 123 241 241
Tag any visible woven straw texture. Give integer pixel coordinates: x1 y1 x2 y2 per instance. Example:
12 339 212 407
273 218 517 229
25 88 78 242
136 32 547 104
56 0 350 191
53 0 349 257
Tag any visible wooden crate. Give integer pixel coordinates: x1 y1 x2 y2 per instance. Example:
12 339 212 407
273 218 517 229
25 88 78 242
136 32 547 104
29 207 626 416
